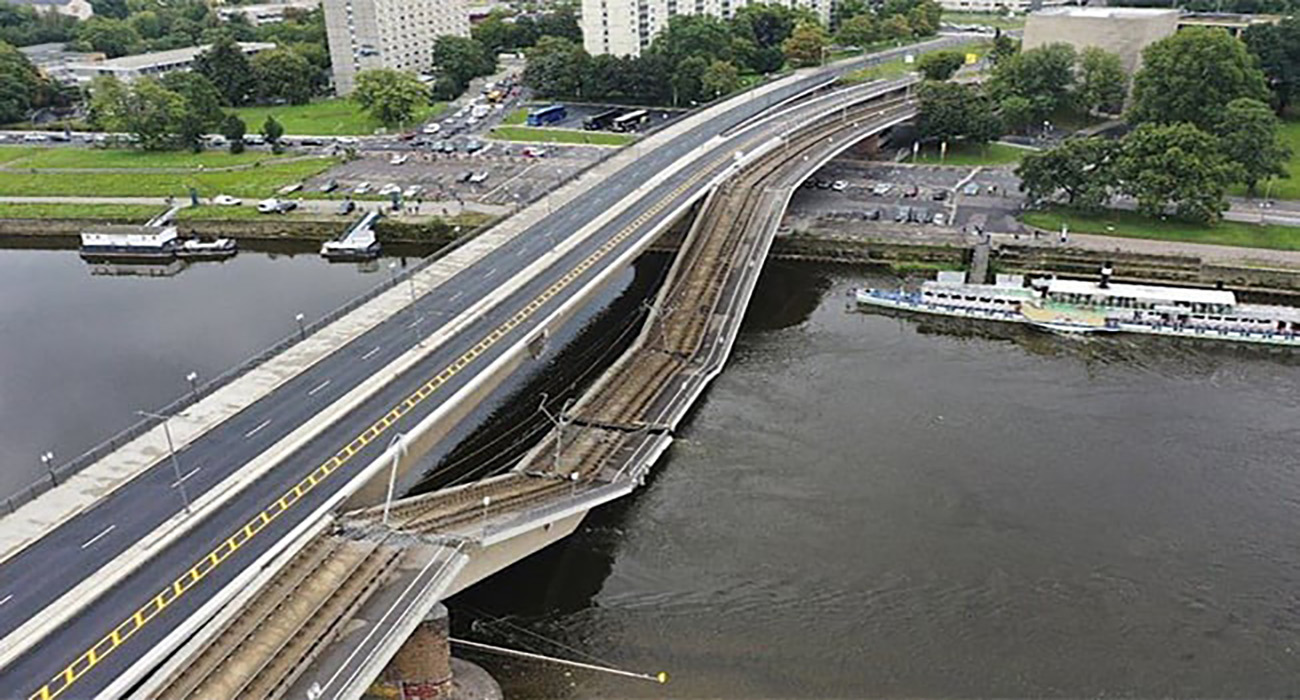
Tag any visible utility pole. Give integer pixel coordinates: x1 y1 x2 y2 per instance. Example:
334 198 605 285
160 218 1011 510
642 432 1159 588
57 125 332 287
137 409 192 513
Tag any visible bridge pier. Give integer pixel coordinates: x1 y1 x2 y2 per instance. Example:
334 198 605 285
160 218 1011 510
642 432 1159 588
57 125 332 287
365 603 501 700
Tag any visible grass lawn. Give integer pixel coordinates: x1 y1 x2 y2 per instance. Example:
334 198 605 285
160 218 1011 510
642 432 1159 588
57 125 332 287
842 57 914 84
942 10 1027 28
502 108 529 125
1022 205 1300 251
1230 119 1300 200
914 142 1028 166
233 98 447 136
0 203 164 220
0 146 288 170
0 157 338 198
489 126 635 146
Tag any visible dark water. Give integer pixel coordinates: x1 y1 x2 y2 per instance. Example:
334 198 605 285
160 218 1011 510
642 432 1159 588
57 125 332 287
452 261 1300 698
0 246 396 498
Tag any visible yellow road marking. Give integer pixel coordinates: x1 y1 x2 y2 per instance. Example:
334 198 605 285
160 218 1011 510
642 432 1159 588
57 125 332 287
29 143 736 700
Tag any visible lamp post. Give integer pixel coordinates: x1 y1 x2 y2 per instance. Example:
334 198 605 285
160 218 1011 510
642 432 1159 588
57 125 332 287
40 451 55 487
136 409 191 513
481 495 491 538
538 393 575 475
381 432 406 526
185 371 199 403
295 312 306 341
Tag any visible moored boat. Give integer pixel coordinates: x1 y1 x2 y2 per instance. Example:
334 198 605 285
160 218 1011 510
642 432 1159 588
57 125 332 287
176 237 238 260
79 226 180 262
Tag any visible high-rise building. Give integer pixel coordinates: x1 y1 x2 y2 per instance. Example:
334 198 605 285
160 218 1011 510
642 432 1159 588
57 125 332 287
323 0 469 94
582 0 831 57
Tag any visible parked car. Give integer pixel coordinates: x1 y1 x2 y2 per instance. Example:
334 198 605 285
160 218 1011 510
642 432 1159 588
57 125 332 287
871 183 892 196
931 189 949 201
212 194 242 206
422 123 441 134
299 137 325 146
903 184 919 198
244 134 265 145
378 183 401 195
337 199 356 215
814 179 831 190
468 171 489 184
352 182 372 195
403 184 424 198
863 208 881 221
441 141 458 153
933 211 947 226
521 146 547 158
963 182 980 196
458 170 474 183
463 138 485 153
336 136 359 146
320 178 339 193
831 180 847 192
22 133 48 142
257 198 297 213
894 206 909 223
390 154 409 165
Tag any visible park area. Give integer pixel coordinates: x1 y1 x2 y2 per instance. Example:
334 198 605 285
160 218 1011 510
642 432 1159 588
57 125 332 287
233 99 446 136
1023 205 1300 252
0 146 338 199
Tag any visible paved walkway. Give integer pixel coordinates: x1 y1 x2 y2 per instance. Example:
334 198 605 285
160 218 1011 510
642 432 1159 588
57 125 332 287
993 231 1300 268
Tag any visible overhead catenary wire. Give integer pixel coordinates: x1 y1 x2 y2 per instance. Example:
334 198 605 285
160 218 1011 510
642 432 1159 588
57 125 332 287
450 638 668 685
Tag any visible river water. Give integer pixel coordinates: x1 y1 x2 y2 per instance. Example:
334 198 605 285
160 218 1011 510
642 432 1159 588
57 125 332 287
4 245 1300 696
452 261 1300 698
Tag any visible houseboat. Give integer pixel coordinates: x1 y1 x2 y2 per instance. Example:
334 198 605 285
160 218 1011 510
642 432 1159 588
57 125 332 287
79 225 180 262
321 210 382 261
856 266 1300 347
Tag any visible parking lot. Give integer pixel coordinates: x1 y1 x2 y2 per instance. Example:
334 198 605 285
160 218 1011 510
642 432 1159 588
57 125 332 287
522 103 686 133
785 159 1029 238
304 143 606 208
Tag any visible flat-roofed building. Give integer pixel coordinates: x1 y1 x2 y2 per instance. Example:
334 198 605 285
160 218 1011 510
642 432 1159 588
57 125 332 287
1023 6 1180 75
323 0 469 94
582 0 831 57
68 42 277 84
1 0 93 20
216 0 320 25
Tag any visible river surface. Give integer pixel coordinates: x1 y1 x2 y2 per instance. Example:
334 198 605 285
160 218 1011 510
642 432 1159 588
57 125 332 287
0 244 394 498
4 246 1300 696
452 261 1300 698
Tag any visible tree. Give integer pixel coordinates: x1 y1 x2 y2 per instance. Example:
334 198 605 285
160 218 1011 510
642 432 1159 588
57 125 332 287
89 0 128 19
262 114 284 152
906 0 942 37
1015 137 1119 210
1116 122 1239 223
471 10 518 55
917 81 1001 144
732 3 800 51
781 20 827 68
1244 17 1300 115
431 35 496 96
0 41 47 124
652 14 733 67
523 36 587 98
93 78 187 150
998 95 1035 134
160 71 224 127
1075 46 1126 116
989 42 1076 123
1214 97 1290 193
671 55 709 106
74 17 142 58
882 14 911 41
989 34 1019 65
353 68 430 128
251 48 315 105
222 113 246 153
1128 26 1270 131
834 12 878 48
918 50 963 81
534 7 581 43
701 59 741 99
194 35 255 106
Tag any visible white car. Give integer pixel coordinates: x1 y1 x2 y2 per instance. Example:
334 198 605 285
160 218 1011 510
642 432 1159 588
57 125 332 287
244 134 265 145
403 184 424 198
352 181 372 195
422 123 441 134
390 154 409 166
257 198 291 213
212 195 242 206
378 183 402 195
832 180 847 192
871 183 893 196
336 136 359 146
22 133 48 142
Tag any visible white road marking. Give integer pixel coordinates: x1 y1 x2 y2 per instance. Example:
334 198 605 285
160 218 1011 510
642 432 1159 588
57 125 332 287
244 419 271 439
80 525 116 550
484 267 496 279
172 466 201 487
407 318 422 329
449 291 464 302
308 379 332 396
0 594 12 607
361 346 382 360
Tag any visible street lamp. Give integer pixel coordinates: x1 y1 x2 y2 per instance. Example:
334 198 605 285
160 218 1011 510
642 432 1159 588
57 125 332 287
185 371 199 403
295 312 306 341
538 392 575 475
40 451 55 487
381 432 406 526
136 409 192 513
481 495 491 538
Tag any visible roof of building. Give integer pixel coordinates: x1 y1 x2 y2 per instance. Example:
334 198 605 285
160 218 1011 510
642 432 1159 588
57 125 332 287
80 41 276 71
1046 278 1237 307
1031 6 1179 19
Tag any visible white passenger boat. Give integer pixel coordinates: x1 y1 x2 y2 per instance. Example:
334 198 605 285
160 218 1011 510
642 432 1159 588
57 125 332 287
79 226 180 261
856 266 1300 348
176 237 238 260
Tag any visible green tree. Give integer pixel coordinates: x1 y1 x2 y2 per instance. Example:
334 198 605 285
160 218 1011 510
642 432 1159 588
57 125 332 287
989 34 1019 65
881 14 911 41
353 68 430 128
989 42 1076 123
998 95 1035 134
93 78 187 150
523 36 587 98
534 7 581 43
651 14 733 66
918 50 964 81
700 59 741 99
0 41 47 124
74 17 142 58
917 81 1001 144
1015 137 1119 210
250 47 315 104
89 0 128 19
471 10 518 55
262 114 284 152
1074 46 1126 115
834 12 879 47
1243 17 1300 115
1117 122 1239 223
906 0 941 37
159 71 224 127
671 55 709 105
431 35 496 95
732 3 800 51
221 112 246 153
781 20 827 68
1128 26 1270 131
194 35 255 106
1214 97 1291 193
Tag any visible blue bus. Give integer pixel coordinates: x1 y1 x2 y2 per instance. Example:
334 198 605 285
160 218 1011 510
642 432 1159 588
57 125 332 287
526 104 567 126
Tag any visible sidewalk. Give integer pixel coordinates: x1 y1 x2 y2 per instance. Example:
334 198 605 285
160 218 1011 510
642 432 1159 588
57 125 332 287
993 230 1300 268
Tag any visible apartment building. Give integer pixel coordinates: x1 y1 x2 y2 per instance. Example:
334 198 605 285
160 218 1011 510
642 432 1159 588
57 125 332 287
582 0 831 57
324 0 469 94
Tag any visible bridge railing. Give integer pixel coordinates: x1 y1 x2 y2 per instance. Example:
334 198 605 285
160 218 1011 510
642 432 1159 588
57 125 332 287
3 221 494 516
